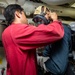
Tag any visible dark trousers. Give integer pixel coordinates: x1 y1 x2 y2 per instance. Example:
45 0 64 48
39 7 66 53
38 63 75 75
44 72 55 75
44 64 75 75
65 63 75 75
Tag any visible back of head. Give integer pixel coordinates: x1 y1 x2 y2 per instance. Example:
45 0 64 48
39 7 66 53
3 4 23 26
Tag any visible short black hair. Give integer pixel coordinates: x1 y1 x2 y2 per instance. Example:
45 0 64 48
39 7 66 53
3 4 23 25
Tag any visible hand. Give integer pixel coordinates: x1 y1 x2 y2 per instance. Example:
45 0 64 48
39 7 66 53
45 11 58 21
37 55 49 67
45 11 50 20
37 56 43 67
50 12 58 21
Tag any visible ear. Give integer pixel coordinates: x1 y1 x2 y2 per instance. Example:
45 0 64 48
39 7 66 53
15 11 21 18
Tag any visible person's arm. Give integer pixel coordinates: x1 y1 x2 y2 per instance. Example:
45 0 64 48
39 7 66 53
13 21 64 50
43 45 51 57
13 12 64 50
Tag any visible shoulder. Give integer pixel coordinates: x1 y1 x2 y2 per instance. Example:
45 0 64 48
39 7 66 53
62 23 71 31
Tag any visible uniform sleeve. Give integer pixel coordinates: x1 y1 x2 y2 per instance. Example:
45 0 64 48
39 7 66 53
14 21 64 50
43 45 51 57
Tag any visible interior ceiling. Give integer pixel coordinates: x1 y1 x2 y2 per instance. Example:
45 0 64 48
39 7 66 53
0 0 75 21
0 0 75 7
27 0 75 7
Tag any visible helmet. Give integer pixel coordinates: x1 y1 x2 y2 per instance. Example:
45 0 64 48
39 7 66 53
33 6 50 25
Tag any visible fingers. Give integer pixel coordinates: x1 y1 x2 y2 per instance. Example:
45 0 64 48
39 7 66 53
45 10 58 21
50 12 58 21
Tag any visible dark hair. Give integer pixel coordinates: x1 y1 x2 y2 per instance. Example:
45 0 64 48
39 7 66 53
3 4 23 25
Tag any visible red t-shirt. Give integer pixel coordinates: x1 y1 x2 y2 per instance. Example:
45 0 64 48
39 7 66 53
2 21 64 75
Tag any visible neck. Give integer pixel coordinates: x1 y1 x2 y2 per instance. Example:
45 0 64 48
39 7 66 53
12 18 21 24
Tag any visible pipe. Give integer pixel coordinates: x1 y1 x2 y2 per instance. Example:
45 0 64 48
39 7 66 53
41 0 75 5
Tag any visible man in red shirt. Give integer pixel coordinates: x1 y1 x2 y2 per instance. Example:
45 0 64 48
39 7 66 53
2 4 64 75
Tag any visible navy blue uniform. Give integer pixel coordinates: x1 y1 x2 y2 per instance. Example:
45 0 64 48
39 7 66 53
43 24 71 75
